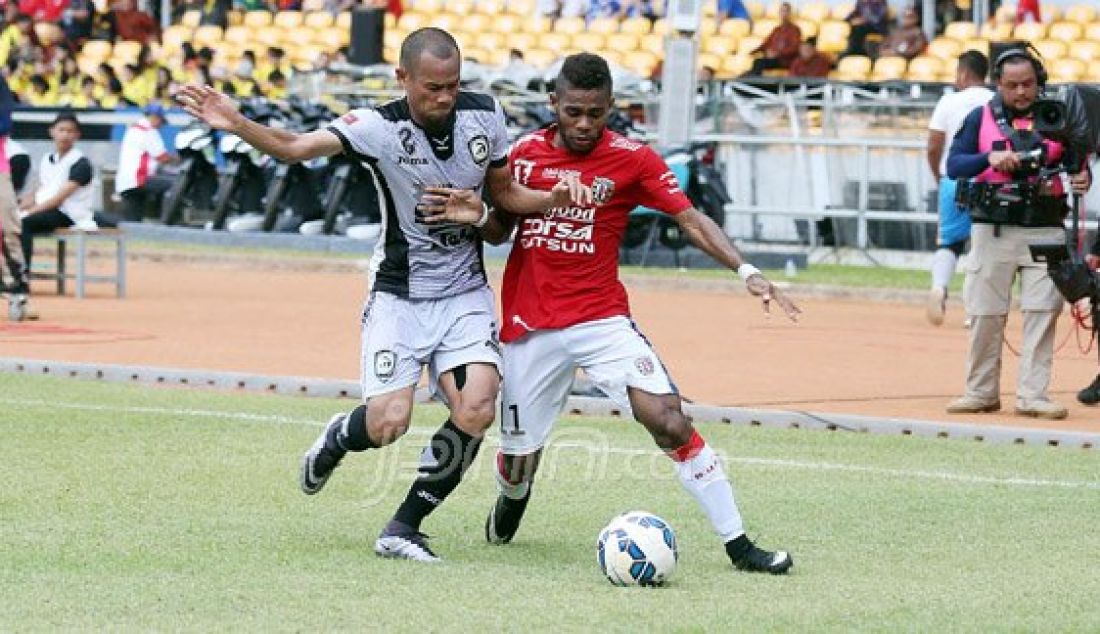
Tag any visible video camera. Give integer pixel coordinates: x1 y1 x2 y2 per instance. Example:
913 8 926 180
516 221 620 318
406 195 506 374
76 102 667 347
1028 242 1100 305
1031 98 1068 134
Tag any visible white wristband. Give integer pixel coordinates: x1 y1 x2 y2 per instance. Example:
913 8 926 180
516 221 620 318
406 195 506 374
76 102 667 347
737 263 761 281
474 201 491 228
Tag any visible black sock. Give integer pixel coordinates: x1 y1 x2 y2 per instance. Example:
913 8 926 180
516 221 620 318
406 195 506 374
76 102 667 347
725 534 752 560
331 404 375 452
392 420 482 531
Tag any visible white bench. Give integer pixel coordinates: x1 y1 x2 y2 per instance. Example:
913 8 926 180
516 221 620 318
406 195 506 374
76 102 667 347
32 228 127 299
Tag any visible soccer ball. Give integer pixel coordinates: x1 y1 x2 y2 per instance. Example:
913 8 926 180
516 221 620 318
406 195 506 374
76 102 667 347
596 511 678 586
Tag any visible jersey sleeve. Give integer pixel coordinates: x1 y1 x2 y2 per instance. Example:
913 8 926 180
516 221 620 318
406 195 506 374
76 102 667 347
68 157 93 186
325 108 386 159
635 146 693 215
487 100 510 169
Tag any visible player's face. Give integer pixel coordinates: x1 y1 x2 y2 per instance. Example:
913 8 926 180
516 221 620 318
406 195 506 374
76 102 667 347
997 60 1038 112
50 121 80 153
551 86 614 154
397 52 461 131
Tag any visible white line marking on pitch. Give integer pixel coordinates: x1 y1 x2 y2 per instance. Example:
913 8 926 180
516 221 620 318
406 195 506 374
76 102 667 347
5 397 1098 492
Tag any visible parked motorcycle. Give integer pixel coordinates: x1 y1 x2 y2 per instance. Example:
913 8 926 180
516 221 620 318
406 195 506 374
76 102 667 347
260 99 332 232
160 121 218 226
210 100 277 231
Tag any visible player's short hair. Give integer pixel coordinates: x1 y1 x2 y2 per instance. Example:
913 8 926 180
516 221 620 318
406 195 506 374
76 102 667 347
400 27 460 72
555 53 613 97
957 50 989 81
51 111 81 131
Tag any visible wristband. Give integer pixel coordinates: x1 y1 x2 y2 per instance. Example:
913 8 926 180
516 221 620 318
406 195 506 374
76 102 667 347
474 201 491 228
737 263 761 281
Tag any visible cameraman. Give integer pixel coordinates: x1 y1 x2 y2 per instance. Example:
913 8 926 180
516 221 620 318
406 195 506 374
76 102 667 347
945 48 1091 420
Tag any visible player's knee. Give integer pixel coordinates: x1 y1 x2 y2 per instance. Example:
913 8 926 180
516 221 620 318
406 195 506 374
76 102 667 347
638 403 693 449
451 394 497 433
373 401 413 444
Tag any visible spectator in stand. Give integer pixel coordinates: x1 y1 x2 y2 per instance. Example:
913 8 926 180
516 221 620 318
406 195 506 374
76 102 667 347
177 0 230 28
60 74 98 107
788 37 831 78
24 74 55 105
717 0 750 21
114 0 158 44
535 0 560 17
0 14 33 68
502 48 539 90
88 3 116 40
153 66 176 104
257 46 289 83
560 0 586 18
843 0 888 58
18 0 69 23
115 103 174 221
879 6 926 60
620 0 658 20
744 2 801 76
1016 0 1040 23
60 0 94 44
18 113 96 280
236 0 275 11
228 58 261 97
587 0 622 20
265 68 286 99
101 75 133 108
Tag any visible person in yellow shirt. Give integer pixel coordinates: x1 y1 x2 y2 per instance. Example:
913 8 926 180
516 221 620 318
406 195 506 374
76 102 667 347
24 75 59 106
60 76 100 108
0 15 32 69
265 69 287 100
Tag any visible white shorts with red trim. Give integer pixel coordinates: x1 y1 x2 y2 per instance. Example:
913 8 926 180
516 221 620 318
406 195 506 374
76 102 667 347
499 316 676 455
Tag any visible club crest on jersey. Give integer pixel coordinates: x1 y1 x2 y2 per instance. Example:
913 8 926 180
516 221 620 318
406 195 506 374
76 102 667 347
468 134 490 166
635 356 655 376
374 350 396 381
592 177 615 205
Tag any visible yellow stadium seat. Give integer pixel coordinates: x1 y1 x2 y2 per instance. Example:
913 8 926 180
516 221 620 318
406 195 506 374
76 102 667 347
831 1 854 20
34 22 62 45
1043 6 1061 22
1064 4 1098 24
940 55 958 76
112 39 142 63
721 53 753 76
1050 58 1085 82
383 29 402 49
751 18 779 37
506 0 534 15
274 11 303 29
463 46 488 63
414 0 443 12
719 18 750 38
539 32 571 53
301 0 325 9
702 36 736 56
81 39 112 61
1032 39 1066 60
1069 40 1100 62
606 33 640 52
651 18 669 35
944 21 977 40
588 17 620 34
698 51 722 72
1086 22 1100 41
926 37 963 61
224 25 250 46
795 19 818 37
698 17 719 35
506 32 538 51
525 48 557 68
622 50 658 76
963 38 990 56
736 35 763 55
620 17 651 35
192 25 224 48
906 55 942 81
639 33 664 55
555 16 586 35
161 25 190 51
800 1 830 23
477 0 505 14
1048 21 1083 42
523 16 554 34
994 6 1015 23
180 10 201 28
284 28 315 47
979 21 1014 41
226 10 243 27
336 11 351 29
871 55 907 81
461 13 489 32
304 11 334 29
571 32 605 51
600 49 624 66
256 26 283 47
488 13 518 33
474 32 503 51
293 45 325 66
398 12 427 31
1086 60 1100 81
428 13 458 30
746 1 765 19
243 11 272 28
447 0 474 14
1012 21 1047 41
818 19 850 40
831 54 871 80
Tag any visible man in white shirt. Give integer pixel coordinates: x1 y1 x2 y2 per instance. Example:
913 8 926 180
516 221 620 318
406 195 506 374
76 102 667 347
115 103 174 222
925 50 993 326
19 113 95 277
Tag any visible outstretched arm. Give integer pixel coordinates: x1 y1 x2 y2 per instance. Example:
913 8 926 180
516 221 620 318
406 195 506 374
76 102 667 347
485 164 591 214
176 84 342 163
674 207 801 321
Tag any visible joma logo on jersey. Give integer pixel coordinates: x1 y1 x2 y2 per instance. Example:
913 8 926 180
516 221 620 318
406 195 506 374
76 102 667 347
592 177 615 205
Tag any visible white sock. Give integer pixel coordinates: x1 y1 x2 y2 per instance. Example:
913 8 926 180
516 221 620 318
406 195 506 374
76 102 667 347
670 434 744 542
494 451 529 500
931 248 958 291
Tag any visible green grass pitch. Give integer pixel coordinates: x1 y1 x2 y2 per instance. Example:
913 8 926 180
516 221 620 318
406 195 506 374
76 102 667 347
2 373 1098 631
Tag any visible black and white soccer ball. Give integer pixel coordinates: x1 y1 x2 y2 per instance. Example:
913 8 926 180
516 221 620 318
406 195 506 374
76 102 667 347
596 511 678 587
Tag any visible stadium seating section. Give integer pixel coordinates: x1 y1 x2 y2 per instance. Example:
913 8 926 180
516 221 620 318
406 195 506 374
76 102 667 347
140 0 1100 83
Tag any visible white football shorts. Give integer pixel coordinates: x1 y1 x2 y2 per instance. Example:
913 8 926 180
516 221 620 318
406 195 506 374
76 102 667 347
499 315 676 455
359 286 502 400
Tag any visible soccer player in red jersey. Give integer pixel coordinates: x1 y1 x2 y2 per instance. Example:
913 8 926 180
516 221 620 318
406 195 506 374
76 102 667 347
422 53 800 573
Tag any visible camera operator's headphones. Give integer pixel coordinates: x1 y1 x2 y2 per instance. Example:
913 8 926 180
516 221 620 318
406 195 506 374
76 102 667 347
991 43 1048 87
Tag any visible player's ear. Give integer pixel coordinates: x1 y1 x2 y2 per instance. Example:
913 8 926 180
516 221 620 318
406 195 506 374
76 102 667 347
549 91 559 114
395 66 408 85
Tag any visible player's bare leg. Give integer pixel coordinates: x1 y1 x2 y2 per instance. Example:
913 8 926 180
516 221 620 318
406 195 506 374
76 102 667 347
629 388 793 575
377 363 498 562
486 450 541 544
300 386 415 495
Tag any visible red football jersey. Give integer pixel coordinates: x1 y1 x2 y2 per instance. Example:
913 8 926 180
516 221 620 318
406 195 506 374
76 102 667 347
500 126 693 342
